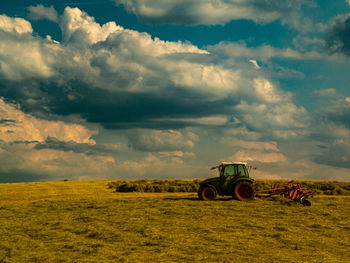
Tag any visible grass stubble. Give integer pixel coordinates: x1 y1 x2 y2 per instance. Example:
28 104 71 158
0 180 349 262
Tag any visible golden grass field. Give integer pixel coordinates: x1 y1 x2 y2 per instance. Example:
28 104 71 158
0 179 349 262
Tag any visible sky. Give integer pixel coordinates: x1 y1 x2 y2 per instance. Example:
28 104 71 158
0 0 350 183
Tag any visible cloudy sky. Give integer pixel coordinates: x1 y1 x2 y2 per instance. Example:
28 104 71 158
0 0 350 183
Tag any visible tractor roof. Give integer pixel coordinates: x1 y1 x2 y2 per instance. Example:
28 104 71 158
221 161 247 165
210 162 247 170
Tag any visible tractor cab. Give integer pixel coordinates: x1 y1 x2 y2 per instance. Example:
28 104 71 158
216 162 250 180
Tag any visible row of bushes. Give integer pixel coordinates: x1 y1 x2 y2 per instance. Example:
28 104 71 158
108 179 202 193
107 179 350 195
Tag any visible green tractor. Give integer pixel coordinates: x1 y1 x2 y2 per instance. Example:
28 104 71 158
198 162 255 201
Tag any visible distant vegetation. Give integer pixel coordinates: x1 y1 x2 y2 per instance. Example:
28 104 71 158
108 179 201 193
108 179 350 195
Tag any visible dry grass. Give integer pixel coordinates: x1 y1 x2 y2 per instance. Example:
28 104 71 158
0 180 349 262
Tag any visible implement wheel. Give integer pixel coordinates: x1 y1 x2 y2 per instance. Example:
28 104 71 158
233 182 254 201
302 199 311 206
198 185 217 201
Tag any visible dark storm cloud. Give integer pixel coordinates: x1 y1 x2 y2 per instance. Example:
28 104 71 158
0 119 17 125
0 79 237 130
307 101 350 169
11 140 39 145
0 170 51 183
318 101 350 129
325 15 350 56
34 136 126 155
313 142 350 169
323 108 350 129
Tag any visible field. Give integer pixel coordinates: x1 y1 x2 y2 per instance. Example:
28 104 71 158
0 180 349 262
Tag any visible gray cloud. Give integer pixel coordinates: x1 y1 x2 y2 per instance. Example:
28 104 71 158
317 98 350 129
325 14 350 56
0 170 50 183
125 129 198 152
314 142 350 168
0 119 17 125
27 5 59 22
306 98 350 169
34 136 127 155
115 0 306 26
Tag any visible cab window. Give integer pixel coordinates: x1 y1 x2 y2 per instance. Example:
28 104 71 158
237 164 247 176
224 165 235 176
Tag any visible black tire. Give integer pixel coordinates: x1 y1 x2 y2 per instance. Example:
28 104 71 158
198 187 203 200
302 199 311 206
233 181 254 201
198 185 217 201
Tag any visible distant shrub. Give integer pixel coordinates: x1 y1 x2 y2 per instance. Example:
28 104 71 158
108 179 202 193
117 183 139 192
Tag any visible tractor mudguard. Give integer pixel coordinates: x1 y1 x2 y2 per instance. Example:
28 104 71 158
235 178 254 184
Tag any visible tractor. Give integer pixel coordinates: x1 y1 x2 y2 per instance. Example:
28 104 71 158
198 162 255 201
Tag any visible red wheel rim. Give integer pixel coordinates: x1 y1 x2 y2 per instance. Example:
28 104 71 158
237 184 252 199
203 188 215 200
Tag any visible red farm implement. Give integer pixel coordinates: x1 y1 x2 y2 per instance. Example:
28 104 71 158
255 183 314 206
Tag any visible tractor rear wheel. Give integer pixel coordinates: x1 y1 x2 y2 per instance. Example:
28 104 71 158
198 185 217 201
233 181 254 201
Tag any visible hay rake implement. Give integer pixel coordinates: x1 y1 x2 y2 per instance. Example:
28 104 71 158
255 183 314 206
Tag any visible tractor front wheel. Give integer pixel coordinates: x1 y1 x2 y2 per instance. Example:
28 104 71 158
198 185 217 201
233 182 254 201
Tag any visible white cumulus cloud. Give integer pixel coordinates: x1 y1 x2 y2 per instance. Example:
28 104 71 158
0 98 96 144
221 138 280 152
60 7 123 44
254 78 285 103
231 150 287 163
60 7 208 55
249 59 260 69
0 15 33 34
